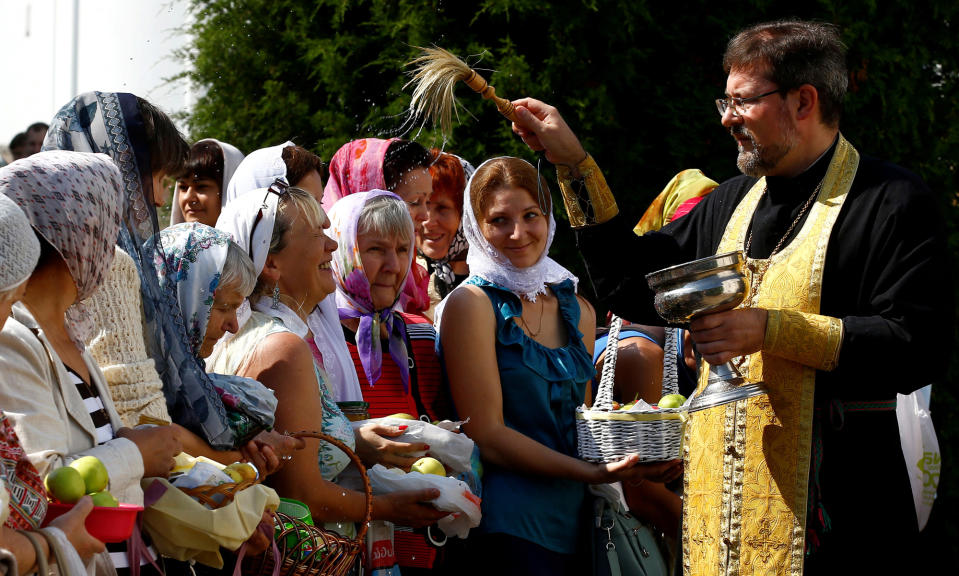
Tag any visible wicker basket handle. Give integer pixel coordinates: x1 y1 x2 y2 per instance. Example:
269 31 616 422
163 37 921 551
662 328 680 396
289 431 373 546
594 315 623 411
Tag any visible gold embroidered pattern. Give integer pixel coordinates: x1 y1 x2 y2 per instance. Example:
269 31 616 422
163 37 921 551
765 310 844 371
556 154 619 227
683 135 859 576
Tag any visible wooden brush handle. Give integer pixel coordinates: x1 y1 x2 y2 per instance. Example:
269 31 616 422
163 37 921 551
463 69 518 122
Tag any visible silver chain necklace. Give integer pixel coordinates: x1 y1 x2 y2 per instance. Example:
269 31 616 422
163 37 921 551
743 175 826 306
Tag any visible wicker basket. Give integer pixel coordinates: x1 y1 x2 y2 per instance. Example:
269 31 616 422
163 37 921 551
576 316 687 463
243 431 372 576
179 476 259 509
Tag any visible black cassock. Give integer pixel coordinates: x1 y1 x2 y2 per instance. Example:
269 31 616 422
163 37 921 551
575 139 952 573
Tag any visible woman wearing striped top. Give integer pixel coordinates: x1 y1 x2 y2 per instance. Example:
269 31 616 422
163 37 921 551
0 152 182 575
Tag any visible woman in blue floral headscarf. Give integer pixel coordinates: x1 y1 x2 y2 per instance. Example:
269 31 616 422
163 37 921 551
44 91 269 449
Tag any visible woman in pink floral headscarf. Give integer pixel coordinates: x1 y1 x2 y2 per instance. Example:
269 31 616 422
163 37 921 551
324 138 433 317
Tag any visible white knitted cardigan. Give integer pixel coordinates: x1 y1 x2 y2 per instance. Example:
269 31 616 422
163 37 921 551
86 247 170 428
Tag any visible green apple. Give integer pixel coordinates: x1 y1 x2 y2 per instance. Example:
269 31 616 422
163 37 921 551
386 413 416 420
90 490 119 507
69 456 109 494
410 457 446 476
658 394 687 409
45 467 86 503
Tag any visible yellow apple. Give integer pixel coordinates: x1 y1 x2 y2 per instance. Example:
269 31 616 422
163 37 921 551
224 462 258 482
410 457 446 476
69 456 109 494
386 413 416 420
45 467 86 503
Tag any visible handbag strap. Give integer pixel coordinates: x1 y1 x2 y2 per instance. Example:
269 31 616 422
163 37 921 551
20 531 49 576
594 316 623 410
130 479 169 576
232 518 280 576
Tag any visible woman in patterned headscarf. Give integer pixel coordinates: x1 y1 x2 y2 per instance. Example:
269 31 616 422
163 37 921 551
43 91 277 449
324 138 434 318
0 151 182 576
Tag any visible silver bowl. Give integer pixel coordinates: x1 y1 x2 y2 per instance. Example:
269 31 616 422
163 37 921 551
645 251 767 412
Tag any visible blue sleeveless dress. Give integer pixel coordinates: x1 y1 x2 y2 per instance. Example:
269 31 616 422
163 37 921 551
461 277 595 554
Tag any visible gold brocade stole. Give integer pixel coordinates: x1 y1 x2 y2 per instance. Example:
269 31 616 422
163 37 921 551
683 136 859 576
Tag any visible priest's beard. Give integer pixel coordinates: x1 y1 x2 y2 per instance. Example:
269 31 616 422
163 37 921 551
732 116 798 177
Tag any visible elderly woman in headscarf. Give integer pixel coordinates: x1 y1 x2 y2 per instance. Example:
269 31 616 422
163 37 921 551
437 157 683 575
212 182 447 531
416 150 474 315
324 138 433 318
329 189 459 572
170 139 245 226
44 92 292 466
0 192 104 576
0 151 182 576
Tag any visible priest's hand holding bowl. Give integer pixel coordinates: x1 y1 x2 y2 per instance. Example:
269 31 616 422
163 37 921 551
689 308 768 365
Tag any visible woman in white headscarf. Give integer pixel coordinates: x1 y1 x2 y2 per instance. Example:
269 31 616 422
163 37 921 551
437 157 683 575
213 181 447 531
226 142 362 403
170 139 245 226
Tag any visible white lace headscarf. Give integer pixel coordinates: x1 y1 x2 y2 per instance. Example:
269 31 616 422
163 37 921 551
462 156 578 301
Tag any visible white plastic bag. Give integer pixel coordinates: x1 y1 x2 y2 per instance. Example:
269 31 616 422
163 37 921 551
896 385 941 530
367 464 482 538
352 417 475 474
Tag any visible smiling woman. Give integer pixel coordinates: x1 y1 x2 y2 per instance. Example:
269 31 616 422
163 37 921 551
328 190 456 571
435 156 682 575
417 151 474 310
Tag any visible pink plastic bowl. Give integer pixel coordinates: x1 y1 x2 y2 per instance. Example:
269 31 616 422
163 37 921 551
43 502 144 543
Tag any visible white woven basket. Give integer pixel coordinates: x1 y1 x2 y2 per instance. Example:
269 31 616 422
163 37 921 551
576 316 687 463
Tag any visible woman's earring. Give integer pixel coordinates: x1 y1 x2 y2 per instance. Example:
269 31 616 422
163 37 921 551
271 283 281 310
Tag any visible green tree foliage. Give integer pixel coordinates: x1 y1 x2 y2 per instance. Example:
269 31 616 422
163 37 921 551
180 0 959 561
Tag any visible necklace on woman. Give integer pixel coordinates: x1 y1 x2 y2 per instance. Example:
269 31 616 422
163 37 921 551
743 175 826 306
518 297 545 338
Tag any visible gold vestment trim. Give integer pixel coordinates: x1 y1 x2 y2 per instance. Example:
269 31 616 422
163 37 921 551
556 154 619 227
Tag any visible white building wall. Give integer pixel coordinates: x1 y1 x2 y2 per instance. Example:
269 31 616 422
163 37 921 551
1 0 192 151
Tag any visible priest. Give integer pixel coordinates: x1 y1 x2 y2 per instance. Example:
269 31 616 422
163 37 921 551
510 19 951 575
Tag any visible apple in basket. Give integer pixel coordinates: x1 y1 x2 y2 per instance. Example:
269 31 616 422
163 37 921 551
658 394 687 409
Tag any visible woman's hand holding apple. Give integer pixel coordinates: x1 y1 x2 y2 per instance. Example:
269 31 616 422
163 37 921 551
355 423 428 471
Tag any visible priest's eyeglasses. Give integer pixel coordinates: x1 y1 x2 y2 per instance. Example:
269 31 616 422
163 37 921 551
715 89 784 117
